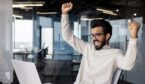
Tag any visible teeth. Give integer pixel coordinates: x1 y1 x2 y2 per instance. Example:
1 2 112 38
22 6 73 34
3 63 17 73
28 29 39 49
94 41 99 46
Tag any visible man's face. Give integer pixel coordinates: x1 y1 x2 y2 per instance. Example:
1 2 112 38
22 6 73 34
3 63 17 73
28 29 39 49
91 26 107 50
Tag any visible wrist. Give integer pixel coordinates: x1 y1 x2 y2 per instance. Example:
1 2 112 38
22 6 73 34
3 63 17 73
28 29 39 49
62 12 68 15
131 35 138 39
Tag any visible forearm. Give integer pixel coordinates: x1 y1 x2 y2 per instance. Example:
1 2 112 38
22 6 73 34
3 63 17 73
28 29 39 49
117 38 137 71
124 38 137 70
61 14 87 53
61 14 73 41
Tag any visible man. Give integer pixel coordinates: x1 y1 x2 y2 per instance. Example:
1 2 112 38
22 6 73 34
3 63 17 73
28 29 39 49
61 2 140 84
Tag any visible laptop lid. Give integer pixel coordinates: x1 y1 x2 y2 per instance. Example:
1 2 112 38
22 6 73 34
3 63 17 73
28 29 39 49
11 60 41 84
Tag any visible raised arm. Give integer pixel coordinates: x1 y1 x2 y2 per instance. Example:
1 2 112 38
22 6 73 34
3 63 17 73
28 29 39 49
61 2 87 53
116 20 140 71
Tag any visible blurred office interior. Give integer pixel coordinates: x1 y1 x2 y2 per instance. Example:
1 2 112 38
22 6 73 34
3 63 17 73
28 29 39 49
0 0 145 84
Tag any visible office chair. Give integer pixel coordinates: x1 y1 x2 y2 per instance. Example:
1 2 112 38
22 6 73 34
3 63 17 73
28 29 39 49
112 69 122 84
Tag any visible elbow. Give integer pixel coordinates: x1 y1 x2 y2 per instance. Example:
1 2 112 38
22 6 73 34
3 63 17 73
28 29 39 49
62 34 67 41
62 33 71 42
122 63 135 71
124 67 132 71
62 31 73 41
121 55 136 71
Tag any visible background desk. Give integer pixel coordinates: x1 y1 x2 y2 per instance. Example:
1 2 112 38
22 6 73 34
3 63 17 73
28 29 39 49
13 51 35 61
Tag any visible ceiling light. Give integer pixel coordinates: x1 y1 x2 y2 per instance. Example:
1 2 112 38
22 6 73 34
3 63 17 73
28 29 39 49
13 4 43 8
13 1 45 4
103 11 117 16
13 1 45 8
80 17 103 21
133 13 137 16
96 8 117 16
116 9 119 12
97 8 113 13
13 5 25 8
13 14 23 19
21 7 33 10
128 19 131 23
37 12 57 15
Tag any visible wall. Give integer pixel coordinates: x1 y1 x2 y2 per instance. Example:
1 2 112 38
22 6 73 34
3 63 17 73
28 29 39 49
0 0 13 83
126 23 145 84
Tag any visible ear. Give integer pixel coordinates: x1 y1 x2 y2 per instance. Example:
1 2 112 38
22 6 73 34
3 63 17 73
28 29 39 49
105 33 111 41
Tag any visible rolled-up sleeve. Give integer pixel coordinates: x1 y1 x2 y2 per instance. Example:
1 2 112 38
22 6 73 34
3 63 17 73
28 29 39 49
116 38 137 71
61 14 87 54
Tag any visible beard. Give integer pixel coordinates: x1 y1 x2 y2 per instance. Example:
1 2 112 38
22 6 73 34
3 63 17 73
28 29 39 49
93 39 106 50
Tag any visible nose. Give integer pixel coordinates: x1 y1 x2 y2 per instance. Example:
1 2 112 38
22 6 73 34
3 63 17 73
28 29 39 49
93 35 99 40
92 36 99 41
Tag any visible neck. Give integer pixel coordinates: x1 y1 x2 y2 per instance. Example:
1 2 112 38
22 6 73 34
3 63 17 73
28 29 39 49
105 41 109 45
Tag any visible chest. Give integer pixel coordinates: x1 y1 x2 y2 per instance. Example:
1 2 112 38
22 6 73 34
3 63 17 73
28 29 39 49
84 50 116 69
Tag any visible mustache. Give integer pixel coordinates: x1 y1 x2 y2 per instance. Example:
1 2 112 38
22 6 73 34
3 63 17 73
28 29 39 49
93 40 100 42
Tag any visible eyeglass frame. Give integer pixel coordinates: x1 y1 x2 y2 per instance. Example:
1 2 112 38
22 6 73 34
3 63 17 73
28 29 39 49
89 32 105 38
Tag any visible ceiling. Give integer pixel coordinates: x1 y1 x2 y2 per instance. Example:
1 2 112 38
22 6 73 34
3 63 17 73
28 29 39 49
13 0 145 20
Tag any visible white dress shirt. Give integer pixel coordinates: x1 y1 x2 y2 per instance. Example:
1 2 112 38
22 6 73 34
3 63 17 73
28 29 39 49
61 14 137 84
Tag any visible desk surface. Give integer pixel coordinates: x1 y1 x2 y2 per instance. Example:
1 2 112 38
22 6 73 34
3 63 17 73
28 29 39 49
72 60 80 64
13 51 34 54
13 51 35 61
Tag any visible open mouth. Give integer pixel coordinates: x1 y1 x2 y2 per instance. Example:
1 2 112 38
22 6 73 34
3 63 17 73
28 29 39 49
94 41 100 46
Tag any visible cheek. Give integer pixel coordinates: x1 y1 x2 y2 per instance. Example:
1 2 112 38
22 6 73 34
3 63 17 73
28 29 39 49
98 36 106 42
92 35 106 42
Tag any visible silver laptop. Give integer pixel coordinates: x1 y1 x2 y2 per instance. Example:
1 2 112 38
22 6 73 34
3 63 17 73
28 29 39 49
11 59 42 84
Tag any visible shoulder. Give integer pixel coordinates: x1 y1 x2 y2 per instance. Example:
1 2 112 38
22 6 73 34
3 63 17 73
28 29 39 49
85 42 93 50
114 49 123 53
108 48 123 55
81 43 95 54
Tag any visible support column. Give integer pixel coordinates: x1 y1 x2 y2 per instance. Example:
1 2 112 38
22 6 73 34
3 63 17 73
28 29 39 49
0 0 13 83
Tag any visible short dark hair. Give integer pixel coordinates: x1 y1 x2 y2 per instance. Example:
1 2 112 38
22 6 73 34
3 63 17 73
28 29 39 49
91 20 112 37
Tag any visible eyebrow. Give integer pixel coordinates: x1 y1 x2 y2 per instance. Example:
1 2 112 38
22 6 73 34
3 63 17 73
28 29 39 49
91 32 104 35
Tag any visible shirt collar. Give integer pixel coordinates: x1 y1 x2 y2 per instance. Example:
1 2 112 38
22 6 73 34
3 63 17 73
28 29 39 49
102 45 111 49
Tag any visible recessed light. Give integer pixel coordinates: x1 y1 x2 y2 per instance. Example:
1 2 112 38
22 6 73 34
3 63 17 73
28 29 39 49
116 9 119 12
133 13 137 16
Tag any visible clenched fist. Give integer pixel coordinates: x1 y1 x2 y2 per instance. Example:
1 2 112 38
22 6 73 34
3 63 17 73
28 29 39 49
128 20 140 39
61 2 73 14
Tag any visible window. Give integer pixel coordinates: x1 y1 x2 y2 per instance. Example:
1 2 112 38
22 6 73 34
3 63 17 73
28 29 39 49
41 28 53 54
13 19 33 51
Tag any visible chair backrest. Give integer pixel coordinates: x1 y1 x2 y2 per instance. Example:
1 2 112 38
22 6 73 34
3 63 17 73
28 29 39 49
112 69 122 84
11 59 42 84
